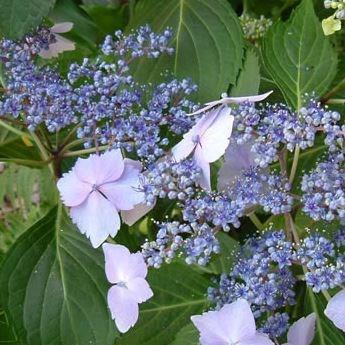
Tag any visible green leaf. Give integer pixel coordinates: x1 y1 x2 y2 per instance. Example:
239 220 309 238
118 262 209 345
231 48 261 97
0 206 117 345
0 0 55 39
128 0 244 102
170 324 198 345
304 288 344 345
262 0 338 110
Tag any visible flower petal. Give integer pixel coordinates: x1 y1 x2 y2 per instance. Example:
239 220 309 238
287 313 316 345
199 106 234 163
126 252 148 279
325 289 345 331
194 146 211 190
127 277 153 303
187 91 272 116
51 22 74 33
102 243 131 284
74 150 124 185
172 136 195 162
219 299 256 342
107 285 139 333
100 158 144 211
70 191 120 248
121 202 155 226
57 169 91 207
239 333 274 345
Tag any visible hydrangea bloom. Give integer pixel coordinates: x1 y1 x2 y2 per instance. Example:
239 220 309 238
57 150 143 247
283 313 316 345
172 105 234 190
38 22 75 58
325 289 345 331
191 299 274 345
103 244 153 333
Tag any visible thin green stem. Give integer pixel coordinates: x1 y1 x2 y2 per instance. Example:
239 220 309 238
321 77 345 103
30 131 55 176
326 98 345 104
63 145 109 157
0 119 27 137
248 212 263 230
289 145 300 184
322 290 331 302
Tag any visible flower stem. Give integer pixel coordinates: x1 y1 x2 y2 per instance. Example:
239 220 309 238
289 145 300 184
0 119 27 137
326 98 345 104
248 212 263 230
63 145 109 157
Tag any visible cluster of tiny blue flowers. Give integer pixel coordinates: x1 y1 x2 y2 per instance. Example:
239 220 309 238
142 158 200 205
259 313 290 339
0 26 197 161
141 221 220 268
183 167 293 231
208 231 296 317
294 231 345 292
301 157 344 222
232 99 343 167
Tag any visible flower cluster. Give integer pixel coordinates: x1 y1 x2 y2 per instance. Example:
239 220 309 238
141 221 220 268
301 158 345 222
232 99 343 167
0 25 197 161
208 231 296 318
239 14 273 44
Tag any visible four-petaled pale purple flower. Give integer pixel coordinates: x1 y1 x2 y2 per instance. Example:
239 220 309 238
283 313 316 345
325 289 345 331
57 150 144 248
39 22 75 59
172 106 234 190
103 243 153 333
191 298 274 345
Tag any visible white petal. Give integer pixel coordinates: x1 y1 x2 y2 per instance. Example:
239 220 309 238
187 91 273 116
121 202 155 226
51 22 74 33
217 140 257 191
287 313 316 345
239 333 274 345
199 106 234 163
127 277 153 303
57 169 91 207
107 285 139 333
219 299 256 342
325 289 345 331
172 137 195 162
102 243 131 284
100 158 143 211
70 191 120 248
126 252 148 280
74 150 124 185
194 147 211 190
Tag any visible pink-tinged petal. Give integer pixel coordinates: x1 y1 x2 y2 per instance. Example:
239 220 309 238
325 289 345 331
107 285 139 333
239 333 274 345
126 277 153 303
121 202 155 226
57 169 91 207
39 36 75 59
125 252 148 280
217 140 257 191
100 158 144 210
172 137 195 162
194 147 211 190
51 22 74 33
74 150 124 185
199 106 234 163
70 191 120 248
287 313 316 345
191 311 230 345
188 91 273 116
219 299 256 342
102 243 131 284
